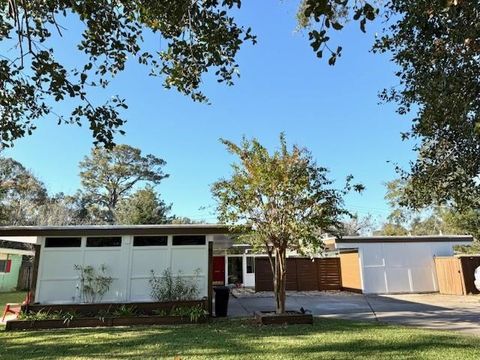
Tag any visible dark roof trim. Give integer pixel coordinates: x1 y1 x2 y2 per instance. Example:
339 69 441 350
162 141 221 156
336 235 473 243
0 224 232 237
337 248 359 254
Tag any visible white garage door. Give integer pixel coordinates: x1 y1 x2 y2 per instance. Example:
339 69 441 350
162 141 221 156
360 242 440 294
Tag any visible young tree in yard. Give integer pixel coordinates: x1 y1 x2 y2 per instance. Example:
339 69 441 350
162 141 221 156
212 134 364 313
115 186 171 225
79 145 168 224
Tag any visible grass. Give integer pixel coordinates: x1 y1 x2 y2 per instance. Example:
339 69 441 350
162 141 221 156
0 318 479 359
0 291 27 306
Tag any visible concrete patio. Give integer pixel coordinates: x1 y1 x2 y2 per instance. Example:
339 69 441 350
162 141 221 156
225 290 480 335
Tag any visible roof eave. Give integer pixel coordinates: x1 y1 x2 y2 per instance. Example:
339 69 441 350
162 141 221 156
0 224 233 237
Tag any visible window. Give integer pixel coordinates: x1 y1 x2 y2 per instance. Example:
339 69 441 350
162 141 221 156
172 235 206 246
86 237 122 247
246 256 255 274
133 236 168 247
45 237 82 248
0 259 11 273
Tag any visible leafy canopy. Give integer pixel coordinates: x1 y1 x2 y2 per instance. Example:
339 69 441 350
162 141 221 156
115 185 171 225
299 1 480 211
0 157 47 225
212 133 364 255
377 179 480 240
0 0 255 148
79 144 168 223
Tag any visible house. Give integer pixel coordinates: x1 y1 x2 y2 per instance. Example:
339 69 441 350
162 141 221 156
0 240 34 292
330 235 473 294
0 225 231 305
214 235 473 295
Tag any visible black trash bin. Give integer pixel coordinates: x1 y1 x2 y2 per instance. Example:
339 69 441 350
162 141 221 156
214 286 230 317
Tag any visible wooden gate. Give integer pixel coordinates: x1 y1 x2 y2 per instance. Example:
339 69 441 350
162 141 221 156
435 256 480 295
254 257 341 292
339 249 362 293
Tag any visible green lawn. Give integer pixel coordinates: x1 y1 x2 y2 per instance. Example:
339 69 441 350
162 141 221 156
0 318 479 359
0 291 26 306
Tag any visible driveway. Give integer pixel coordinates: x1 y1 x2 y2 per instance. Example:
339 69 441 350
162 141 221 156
226 291 480 335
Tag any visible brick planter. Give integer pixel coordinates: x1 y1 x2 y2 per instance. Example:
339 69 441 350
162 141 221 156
254 311 313 325
5 315 207 331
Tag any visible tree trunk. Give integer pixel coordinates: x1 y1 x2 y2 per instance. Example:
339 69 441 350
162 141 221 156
274 247 287 314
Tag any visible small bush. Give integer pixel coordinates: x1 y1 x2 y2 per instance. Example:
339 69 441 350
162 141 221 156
149 268 201 301
171 305 207 323
112 305 137 317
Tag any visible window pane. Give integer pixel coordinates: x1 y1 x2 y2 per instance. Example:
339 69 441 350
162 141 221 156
172 235 206 246
133 236 168 246
0 260 6 273
246 257 255 274
45 237 82 248
86 237 122 247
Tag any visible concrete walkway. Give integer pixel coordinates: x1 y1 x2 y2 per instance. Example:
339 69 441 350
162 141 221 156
226 291 480 335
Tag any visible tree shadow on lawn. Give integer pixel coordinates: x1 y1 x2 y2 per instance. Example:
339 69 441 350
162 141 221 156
1 319 479 359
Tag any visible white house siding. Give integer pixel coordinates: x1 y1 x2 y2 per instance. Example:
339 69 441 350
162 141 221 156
336 240 471 294
36 235 211 304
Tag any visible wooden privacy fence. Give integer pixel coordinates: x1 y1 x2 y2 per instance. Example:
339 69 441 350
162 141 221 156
434 256 480 295
254 257 342 292
16 257 33 291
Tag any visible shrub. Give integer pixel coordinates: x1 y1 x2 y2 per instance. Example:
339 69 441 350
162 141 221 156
149 268 200 301
112 305 137 317
171 305 207 323
74 264 113 303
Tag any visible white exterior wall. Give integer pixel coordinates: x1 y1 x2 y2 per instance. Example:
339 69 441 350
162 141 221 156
336 241 470 294
36 235 211 304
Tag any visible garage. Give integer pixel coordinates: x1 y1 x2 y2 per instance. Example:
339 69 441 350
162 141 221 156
334 235 473 294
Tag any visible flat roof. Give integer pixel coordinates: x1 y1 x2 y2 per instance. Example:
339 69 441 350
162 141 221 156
0 224 232 237
335 235 474 243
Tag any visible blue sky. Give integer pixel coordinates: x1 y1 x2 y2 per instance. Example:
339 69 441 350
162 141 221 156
3 1 415 224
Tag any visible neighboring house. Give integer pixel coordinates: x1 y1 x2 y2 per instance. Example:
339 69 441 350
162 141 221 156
0 240 34 292
330 235 473 294
0 225 231 304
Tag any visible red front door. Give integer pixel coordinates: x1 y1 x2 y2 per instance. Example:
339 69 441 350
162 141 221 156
213 256 225 285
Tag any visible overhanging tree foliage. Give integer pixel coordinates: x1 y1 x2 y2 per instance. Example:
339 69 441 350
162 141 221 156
0 1 255 147
3 1 477 212
212 134 363 313
298 0 480 210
